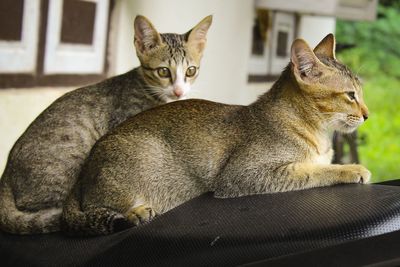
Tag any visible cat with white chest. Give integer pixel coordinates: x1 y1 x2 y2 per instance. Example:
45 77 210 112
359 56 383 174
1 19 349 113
0 15 212 234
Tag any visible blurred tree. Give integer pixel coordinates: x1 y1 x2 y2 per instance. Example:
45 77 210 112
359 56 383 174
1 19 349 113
380 0 400 8
336 2 400 78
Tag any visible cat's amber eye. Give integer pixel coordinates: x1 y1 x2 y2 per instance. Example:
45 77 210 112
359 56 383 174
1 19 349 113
157 67 171 78
346 91 356 101
186 66 197 78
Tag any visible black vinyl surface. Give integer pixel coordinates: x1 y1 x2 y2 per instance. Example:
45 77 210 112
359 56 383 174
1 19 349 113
245 229 400 267
1 183 400 266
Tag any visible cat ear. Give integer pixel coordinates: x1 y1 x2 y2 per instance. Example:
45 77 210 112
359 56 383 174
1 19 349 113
291 38 323 82
134 15 162 54
186 15 213 54
313 33 336 59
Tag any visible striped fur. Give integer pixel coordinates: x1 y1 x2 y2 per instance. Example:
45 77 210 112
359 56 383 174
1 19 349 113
0 15 212 234
62 34 371 235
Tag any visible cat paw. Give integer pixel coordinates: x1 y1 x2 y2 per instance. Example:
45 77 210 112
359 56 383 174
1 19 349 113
125 205 156 226
343 164 371 184
111 214 136 233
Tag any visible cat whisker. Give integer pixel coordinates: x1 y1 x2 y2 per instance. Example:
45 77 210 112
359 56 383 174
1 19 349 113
320 112 347 116
143 87 171 99
143 85 165 90
143 87 164 94
325 117 344 128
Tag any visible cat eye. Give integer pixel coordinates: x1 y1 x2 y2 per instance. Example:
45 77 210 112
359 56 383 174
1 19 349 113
157 67 171 78
346 91 356 101
186 66 197 78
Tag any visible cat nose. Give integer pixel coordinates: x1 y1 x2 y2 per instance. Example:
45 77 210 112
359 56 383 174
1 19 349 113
361 104 369 121
173 89 183 97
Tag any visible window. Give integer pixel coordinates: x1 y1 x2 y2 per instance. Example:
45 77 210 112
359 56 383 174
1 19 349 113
248 10 296 82
276 31 288 57
0 0 40 74
0 0 113 88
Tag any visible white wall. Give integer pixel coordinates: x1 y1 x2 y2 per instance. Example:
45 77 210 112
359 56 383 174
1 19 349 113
297 15 336 47
110 0 254 104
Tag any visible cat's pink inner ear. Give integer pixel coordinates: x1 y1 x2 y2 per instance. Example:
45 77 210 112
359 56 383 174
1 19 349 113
291 39 320 78
187 15 213 53
313 33 336 59
134 15 162 53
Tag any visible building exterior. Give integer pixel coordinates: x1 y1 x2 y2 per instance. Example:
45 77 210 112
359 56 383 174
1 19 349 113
0 0 377 173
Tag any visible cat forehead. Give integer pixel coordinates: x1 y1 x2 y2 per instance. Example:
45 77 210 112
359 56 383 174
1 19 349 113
160 33 187 47
152 33 189 63
319 56 362 91
320 57 361 83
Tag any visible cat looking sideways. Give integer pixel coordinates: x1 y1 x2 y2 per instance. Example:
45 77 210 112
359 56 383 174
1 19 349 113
62 34 371 235
0 15 213 234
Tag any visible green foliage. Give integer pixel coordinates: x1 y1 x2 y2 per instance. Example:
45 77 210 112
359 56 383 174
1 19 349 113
336 5 400 78
336 3 400 182
357 77 400 181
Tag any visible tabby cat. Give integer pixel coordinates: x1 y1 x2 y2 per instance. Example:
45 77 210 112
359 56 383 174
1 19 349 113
62 34 370 235
0 15 212 234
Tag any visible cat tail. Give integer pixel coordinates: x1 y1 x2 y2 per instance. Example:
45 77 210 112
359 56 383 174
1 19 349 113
61 181 133 236
0 178 62 234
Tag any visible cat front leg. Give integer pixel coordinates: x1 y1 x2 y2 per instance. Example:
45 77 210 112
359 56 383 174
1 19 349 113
270 163 371 192
214 163 370 198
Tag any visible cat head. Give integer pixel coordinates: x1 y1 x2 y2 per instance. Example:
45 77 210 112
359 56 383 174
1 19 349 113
134 15 212 102
290 34 369 133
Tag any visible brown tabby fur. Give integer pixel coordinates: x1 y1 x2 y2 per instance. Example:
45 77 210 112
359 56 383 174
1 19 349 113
0 15 212 234
62 34 370 235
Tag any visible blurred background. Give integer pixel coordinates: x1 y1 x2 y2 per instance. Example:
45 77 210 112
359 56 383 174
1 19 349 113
0 0 398 182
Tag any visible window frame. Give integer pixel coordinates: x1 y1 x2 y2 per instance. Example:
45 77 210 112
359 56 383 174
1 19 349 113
248 10 298 83
0 0 114 89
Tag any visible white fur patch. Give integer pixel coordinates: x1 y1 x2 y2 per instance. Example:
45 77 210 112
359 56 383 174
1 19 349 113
165 64 192 102
311 133 333 164
131 197 146 209
313 149 333 165
174 65 190 96
39 208 62 223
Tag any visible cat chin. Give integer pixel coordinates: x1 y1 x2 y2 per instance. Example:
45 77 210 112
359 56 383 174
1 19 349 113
165 95 187 103
335 124 358 134
336 129 357 134
329 119 360 134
